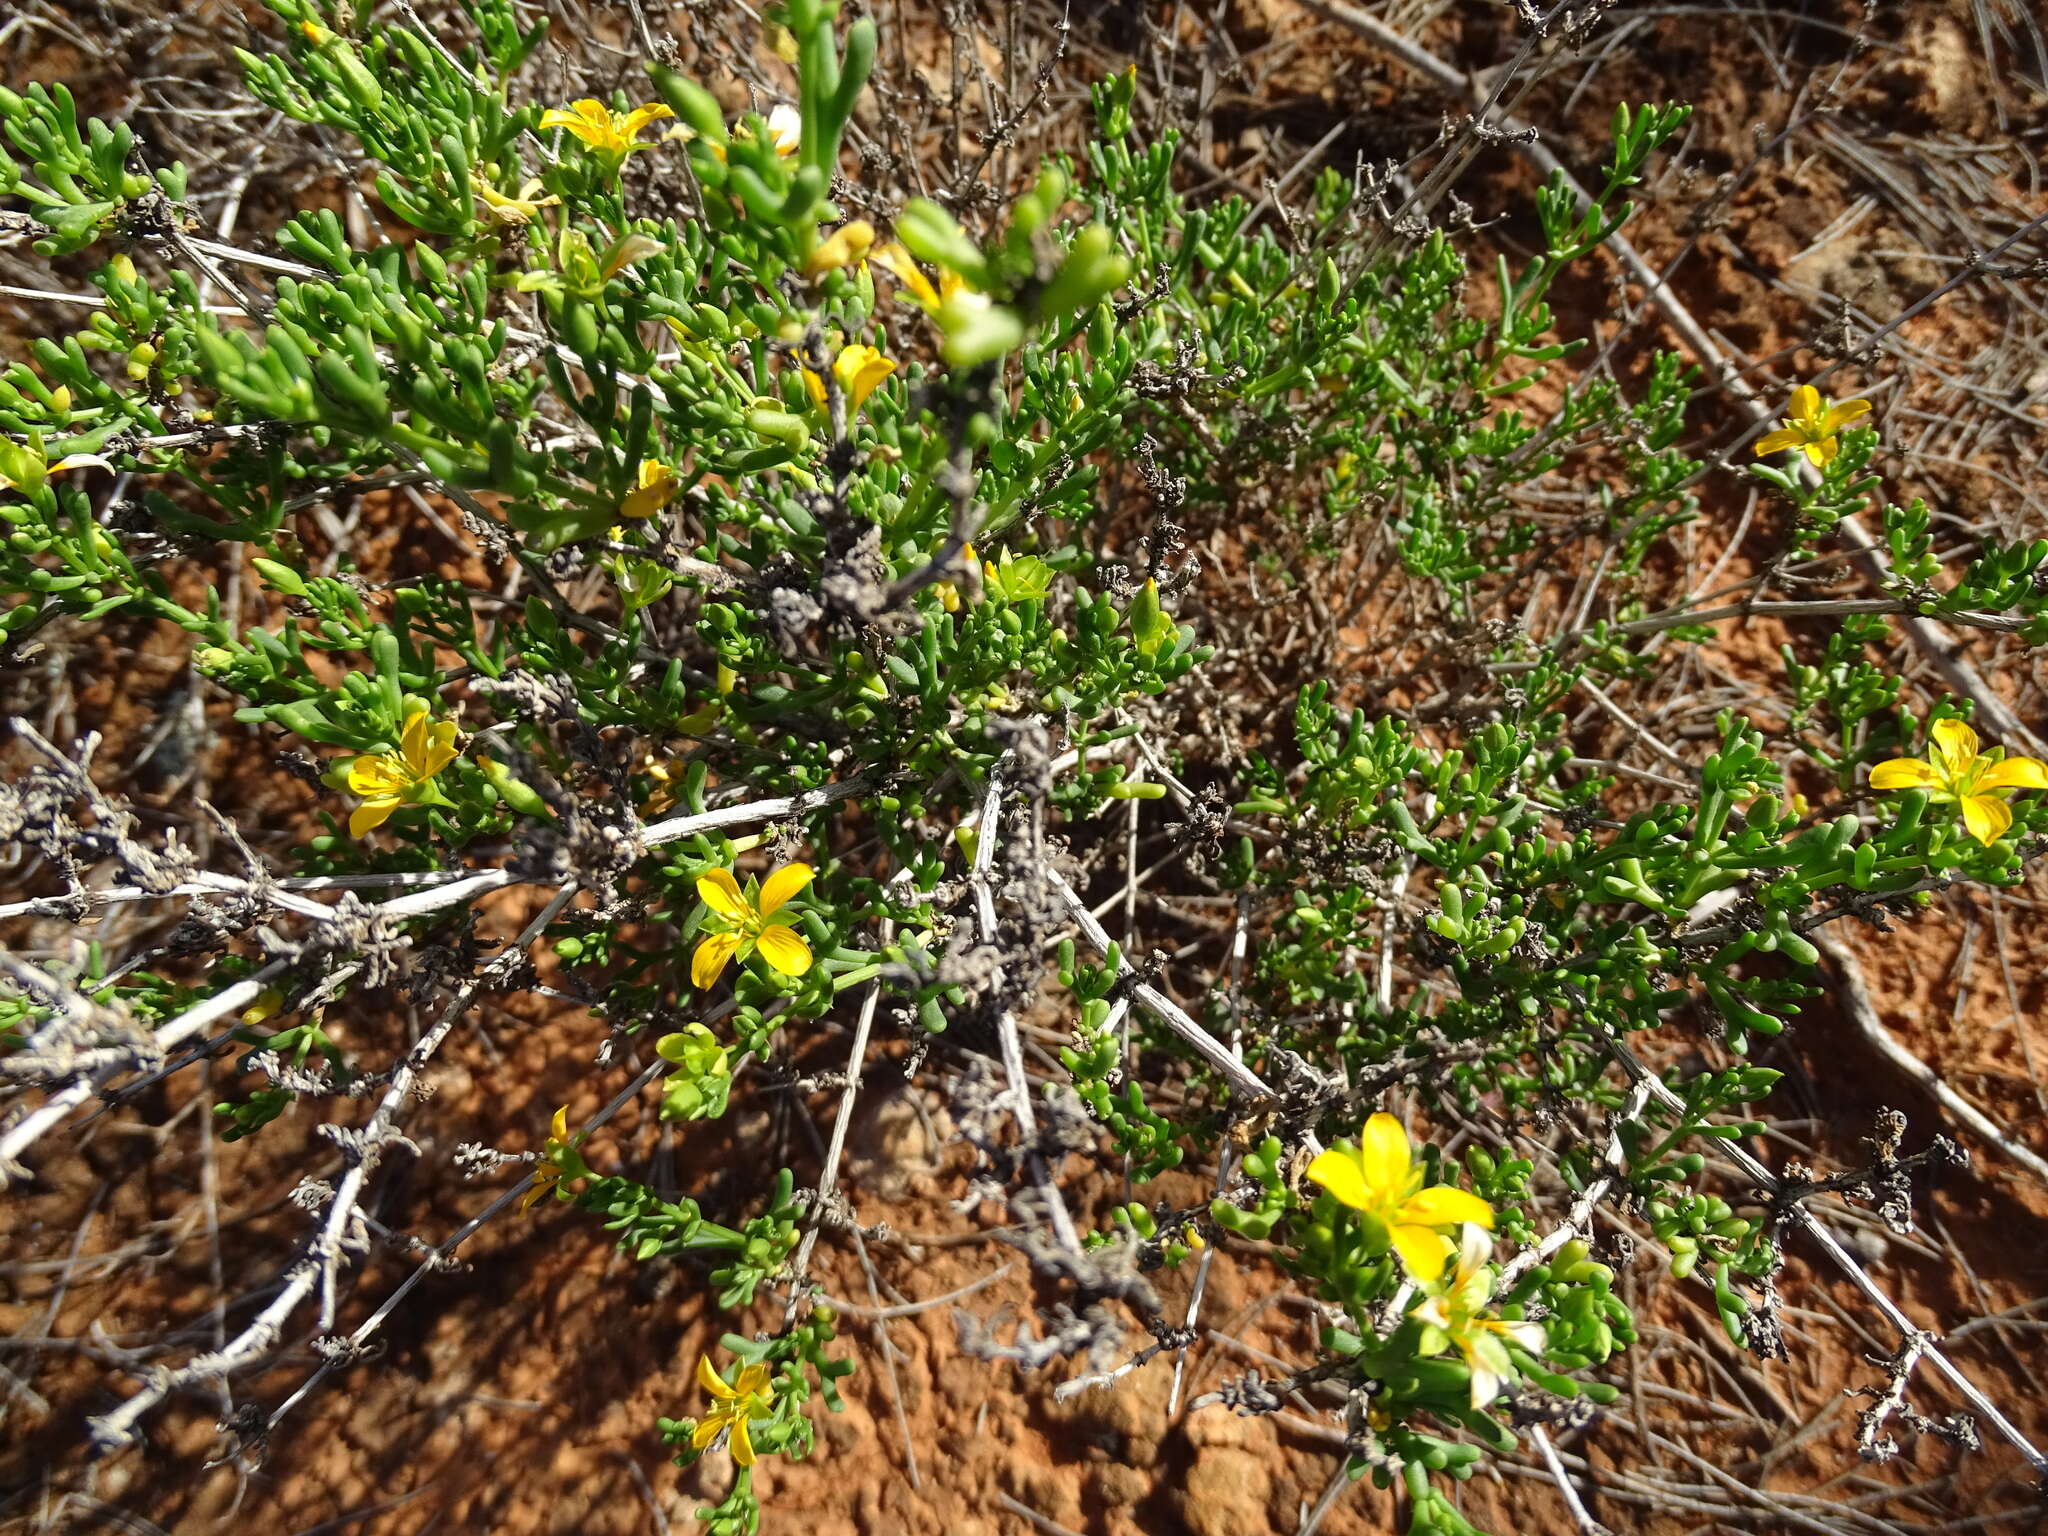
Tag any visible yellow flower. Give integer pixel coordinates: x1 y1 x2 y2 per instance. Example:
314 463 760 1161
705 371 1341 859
1304 1112 1495 1282
939 269 975 306
1870 716 2048 846
477 177 559 225
935 542 977 613
801 343 896 416
1753 384 1872 468
805 219 876 277
343 709 460 837
539 98 673 161
872 242 978 314
600 232 664 280
693 1353 774 1466
1412 1223 1547 1409
873 242 941 310
641 754 680 815
620 458 678 519
520 1105 590 1212
692 862 815 988
674 103 801 164
240 987 287 1027
752 103 802 157
0 443 111 497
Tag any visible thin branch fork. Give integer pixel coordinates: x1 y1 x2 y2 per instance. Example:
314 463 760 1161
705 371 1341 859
262 1048 670 1438
85 881 572 1448
1586 1017 2048 1476
89 979 473 1448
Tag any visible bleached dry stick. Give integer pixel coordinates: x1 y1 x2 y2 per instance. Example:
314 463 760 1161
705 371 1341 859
86 880 574 1447
1043 864 1281 1107
1498 1075 1655 1287
263 1051 671 1435
973 765 1084 1255
0 762 871 1174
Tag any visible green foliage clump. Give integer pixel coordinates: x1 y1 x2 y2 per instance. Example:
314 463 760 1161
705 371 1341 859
6 0 2043 1527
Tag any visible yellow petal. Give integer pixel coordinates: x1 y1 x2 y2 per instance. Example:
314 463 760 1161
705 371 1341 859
696 869 750 920
831 344 896 414
729 1412 756 1467
621 458 677 518
1304 1146 1373 1211
538 102 597 134
735 1363 772 1397
618 103 675 141
1397 1186 1496 1232
1930 718 1980 782
692 930 742 989
478 182 548 223
349 797 399 837
697 1354 737 1399
1752 428 1804 457
1788 384 1822 428
1974 756 2048 792
519 1176 551 1212
874 242 940 310
850 359 895 413
801 367 827 414
419 720 460 778
1390 1222 1453 1283
1454 1219 1492 1276
550 1105 569 1140
1960 793 2012 846
1801 437 1838 468
1823 397 1872 432
755 924 813 976
1357 1113 1412 1204
542 101 616 151
1411 1296 1452 1330
691 1414 724 1448
757 862 814 917
240 987 286 1026
805 219 876 277
601 233 664 279
1868 757 1939 792
399 709 431 769
346 754 409 797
